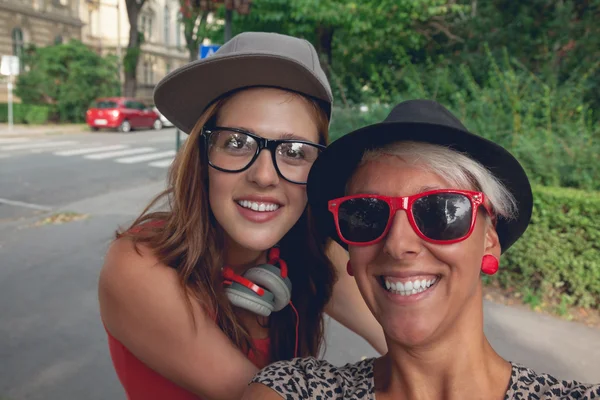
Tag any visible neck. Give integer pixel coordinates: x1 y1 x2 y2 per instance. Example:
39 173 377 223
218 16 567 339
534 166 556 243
374 285 511 400
223 237 268 275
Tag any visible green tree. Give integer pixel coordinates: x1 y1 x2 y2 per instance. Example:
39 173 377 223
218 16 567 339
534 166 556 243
223 0 466 104
179 0 213 61
123 0 148 97
15 40 121 123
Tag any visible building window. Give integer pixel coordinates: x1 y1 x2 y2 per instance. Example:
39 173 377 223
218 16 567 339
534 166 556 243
164 6 170 46
54 35 64 45
12 27 24 56
166 61 171 74
140 14 153 42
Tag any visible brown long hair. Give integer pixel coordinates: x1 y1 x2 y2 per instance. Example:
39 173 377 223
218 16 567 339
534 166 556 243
117 90 336 362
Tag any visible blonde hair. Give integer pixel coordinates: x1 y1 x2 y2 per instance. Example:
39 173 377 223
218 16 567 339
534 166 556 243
359 141 518 220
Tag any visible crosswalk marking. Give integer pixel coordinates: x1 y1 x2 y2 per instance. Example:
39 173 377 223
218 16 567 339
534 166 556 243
0 138 32 144
0 140 77 151
115 150 176 164
54 145 129 156
85 147 156 160
148 159 174 168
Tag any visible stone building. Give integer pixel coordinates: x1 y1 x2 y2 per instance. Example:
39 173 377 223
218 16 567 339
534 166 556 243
0 0 84 102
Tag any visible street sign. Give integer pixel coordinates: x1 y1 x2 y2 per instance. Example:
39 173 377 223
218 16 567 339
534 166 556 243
199 44 221 59
0 55 19 76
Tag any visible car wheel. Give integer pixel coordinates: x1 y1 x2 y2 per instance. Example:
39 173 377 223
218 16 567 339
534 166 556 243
90 127 99 132
153 119 163 130
119 120 131 133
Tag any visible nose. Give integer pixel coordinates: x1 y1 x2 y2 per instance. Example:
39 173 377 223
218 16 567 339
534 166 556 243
383 210 422 260
246 149 280 188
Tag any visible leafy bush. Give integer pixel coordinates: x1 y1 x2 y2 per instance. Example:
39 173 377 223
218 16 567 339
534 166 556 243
0 103 50 124
500 186 600 309
15 40 120 123
328 49 599 191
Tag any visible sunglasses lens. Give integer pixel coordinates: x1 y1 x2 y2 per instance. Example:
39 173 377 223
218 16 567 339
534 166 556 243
412 193 473 241
338 198 390 243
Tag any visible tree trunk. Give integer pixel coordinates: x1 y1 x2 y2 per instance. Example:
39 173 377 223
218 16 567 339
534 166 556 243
123 0 146 97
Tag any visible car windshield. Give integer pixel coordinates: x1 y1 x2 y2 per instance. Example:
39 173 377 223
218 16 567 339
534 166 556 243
93 100 118 109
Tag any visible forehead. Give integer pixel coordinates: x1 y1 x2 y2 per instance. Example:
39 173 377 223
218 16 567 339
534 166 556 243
217 88 320 142
347 156 453 196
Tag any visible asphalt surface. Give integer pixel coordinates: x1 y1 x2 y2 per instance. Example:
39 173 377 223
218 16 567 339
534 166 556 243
0 129 598 400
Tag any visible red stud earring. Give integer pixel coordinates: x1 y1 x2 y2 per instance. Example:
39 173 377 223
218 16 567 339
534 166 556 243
346 261 354 276
481 254 499 275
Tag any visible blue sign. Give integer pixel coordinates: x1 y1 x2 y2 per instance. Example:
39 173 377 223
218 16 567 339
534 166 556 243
199 44 221 59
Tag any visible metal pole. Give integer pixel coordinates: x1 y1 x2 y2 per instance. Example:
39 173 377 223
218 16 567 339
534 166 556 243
7 77 13 132
116 0 122 62
224 8 233 42
176 128 181 151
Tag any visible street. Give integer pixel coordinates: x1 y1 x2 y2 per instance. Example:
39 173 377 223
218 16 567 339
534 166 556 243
0 129 599 400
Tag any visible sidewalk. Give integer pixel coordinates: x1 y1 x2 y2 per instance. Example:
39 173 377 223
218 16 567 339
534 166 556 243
0 123 89 137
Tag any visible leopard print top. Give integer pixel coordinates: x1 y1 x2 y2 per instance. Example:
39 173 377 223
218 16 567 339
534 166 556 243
251 357 600 399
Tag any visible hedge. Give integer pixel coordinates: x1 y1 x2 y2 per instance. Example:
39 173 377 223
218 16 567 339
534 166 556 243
0 103 50 124
498 186 600 308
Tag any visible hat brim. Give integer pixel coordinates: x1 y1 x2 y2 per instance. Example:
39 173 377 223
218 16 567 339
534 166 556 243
154 52 332 134
307 121 533 253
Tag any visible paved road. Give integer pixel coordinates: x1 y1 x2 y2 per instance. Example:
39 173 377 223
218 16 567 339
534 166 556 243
0 130 598 400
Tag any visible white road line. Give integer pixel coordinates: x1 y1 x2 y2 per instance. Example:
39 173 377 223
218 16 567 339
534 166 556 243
0 197 52 211
0 141 78 151
0 138 32 144
84 147 156 160
148 159 174 168
145 136 183 144
54 145 129 156
115 150 176 164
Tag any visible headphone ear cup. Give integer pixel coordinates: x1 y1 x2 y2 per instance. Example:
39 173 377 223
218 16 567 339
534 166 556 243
244 264 292 312
224 282 275 317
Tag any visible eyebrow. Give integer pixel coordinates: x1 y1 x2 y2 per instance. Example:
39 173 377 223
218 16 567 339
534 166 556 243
234 126 312 142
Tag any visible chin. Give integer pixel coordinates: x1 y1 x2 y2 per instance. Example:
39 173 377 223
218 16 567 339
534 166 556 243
231 231 284 252
383 317 440 348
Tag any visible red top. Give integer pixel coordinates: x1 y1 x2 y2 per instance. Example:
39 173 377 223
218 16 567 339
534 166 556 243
106 330 271 400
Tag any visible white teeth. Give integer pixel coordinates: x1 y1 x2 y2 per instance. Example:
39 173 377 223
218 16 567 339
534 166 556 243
237 200 280 212
383 276 438 296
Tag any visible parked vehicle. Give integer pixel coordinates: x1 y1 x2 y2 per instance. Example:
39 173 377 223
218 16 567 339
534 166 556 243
153 106 174 128
86 97 163 132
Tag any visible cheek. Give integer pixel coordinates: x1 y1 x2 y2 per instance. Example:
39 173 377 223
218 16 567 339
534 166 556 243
348 245 381 271
207 169 236 208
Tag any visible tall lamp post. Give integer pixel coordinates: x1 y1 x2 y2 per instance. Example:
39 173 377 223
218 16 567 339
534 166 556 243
85 0 122 78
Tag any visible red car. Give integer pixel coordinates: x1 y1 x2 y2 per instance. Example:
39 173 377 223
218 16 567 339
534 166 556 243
86 97 163 132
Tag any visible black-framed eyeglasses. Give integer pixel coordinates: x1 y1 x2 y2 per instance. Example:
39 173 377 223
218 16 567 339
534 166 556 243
202 126 325 184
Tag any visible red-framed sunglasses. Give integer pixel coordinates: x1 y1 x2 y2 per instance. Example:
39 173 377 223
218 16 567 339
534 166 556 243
328 189 493 246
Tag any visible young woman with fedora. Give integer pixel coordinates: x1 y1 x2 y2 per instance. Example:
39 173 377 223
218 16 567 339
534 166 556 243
243 100 600 399
98 32 386 400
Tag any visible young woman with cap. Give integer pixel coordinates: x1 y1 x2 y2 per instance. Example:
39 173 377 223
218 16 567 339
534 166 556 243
243 100 600 399
98 32 386 400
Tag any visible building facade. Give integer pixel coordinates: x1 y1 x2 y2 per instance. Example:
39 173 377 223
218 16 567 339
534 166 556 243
0 0 84 102
0 0 192 104
80 0 190 103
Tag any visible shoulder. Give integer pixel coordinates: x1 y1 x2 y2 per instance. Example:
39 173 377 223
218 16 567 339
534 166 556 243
250 357 376 399
506 363 600 399
98 237 192 343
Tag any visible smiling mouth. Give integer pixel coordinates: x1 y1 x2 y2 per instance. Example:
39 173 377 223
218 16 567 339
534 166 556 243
379 275 440 297
236 200 281 212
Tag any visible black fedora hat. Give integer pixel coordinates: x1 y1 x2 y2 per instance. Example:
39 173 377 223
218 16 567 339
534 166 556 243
307 99 533 253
